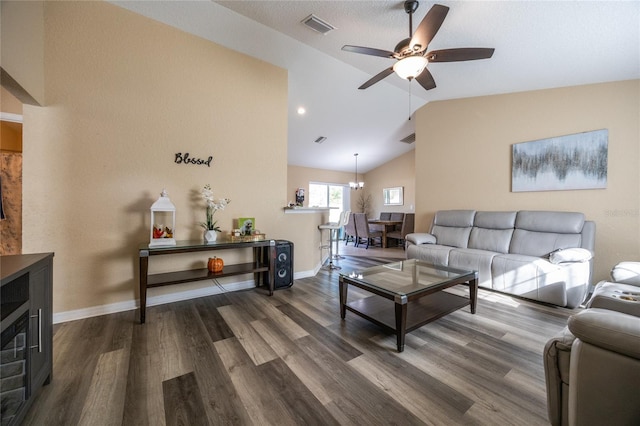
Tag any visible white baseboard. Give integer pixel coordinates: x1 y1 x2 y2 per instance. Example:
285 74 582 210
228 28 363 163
53 269 316 324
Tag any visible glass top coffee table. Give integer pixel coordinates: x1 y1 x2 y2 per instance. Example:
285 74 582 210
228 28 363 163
339 259 478 352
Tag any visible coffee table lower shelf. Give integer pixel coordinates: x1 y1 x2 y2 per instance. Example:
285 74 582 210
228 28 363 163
344 291 471 349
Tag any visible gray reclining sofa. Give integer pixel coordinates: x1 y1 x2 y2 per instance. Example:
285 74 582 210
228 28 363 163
406 210 595 308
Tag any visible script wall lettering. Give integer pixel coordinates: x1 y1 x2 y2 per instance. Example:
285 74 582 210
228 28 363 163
175 152 213 167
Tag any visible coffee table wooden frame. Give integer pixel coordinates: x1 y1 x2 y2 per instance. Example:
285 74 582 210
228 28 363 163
339 260 478 352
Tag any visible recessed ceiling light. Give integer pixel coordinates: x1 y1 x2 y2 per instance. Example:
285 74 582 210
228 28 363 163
297 107 306 115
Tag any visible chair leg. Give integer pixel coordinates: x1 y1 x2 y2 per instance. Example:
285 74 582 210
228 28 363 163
323 228 341 271
332 229 345 260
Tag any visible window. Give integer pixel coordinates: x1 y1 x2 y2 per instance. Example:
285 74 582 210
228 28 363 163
309 182 349 222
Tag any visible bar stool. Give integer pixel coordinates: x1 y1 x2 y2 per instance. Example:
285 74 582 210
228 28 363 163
318 210 348 270
332 210 350 260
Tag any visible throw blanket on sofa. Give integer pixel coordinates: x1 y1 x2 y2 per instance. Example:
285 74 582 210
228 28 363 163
406 210 595 308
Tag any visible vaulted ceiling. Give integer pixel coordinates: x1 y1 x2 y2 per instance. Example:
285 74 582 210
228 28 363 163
113 1 640 173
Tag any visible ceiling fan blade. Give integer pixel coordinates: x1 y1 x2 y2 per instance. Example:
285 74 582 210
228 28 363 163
358 67 395 90
415 68 436 91
409 4 449 52
426 48 495 62
342 45 396 59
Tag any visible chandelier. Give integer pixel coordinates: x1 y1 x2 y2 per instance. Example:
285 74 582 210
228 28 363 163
349 153 364 190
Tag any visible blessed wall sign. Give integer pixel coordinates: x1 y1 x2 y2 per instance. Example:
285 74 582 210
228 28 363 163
174 152 213 167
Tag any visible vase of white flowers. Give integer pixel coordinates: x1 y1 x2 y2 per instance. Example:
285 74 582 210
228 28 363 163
200 184 230 244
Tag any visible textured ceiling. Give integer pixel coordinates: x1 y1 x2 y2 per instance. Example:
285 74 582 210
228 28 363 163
114 1 640 173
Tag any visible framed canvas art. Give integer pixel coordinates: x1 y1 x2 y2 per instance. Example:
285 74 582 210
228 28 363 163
512 129 608 192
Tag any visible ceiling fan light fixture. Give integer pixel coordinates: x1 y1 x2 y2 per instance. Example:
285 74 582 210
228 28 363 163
393 55 428 80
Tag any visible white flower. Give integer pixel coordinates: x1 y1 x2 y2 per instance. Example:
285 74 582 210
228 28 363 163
200 184 230 231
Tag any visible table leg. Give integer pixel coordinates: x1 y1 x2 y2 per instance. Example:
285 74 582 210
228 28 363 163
139 255 149 324
381 226 388 248
395 302 407 352
469 277 478 314
339 277 347 319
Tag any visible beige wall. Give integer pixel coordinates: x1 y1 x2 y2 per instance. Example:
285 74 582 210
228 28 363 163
364 150 415 218
1 0 45 105
17 1 311 314
1 86 23 115
415 80 640 283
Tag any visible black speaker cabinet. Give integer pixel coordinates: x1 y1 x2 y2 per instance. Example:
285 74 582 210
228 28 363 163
266 240 294 290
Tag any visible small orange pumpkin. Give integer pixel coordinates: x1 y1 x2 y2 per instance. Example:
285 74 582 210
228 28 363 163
208 257 224 273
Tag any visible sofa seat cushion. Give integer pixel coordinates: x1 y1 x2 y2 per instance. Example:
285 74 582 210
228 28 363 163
491 254 568 305
406 244 453 266
448 248 499 288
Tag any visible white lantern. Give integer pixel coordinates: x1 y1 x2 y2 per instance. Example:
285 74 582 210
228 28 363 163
149 189 176 247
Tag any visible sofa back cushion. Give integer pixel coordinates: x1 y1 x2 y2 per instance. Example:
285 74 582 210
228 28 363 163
468 211 517 253
515 211 585 234
431 210 475 248
510 211 585 256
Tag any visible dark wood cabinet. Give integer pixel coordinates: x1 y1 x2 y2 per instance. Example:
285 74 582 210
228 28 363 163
28 259 53 390
1 253 54 425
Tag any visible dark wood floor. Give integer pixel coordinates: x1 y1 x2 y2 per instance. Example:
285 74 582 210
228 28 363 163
23 255 575 425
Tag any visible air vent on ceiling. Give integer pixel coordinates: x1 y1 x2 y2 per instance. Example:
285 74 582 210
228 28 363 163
400 133 416 144
314 136 327 144
301 14 336 35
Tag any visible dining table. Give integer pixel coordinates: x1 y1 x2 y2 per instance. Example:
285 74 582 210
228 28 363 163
368 219 403 248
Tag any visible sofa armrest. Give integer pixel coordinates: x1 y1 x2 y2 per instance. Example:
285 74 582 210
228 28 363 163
568 308 640 360
405 233 436 246
548 248 592 264
544 327 577 426
611 261 640 286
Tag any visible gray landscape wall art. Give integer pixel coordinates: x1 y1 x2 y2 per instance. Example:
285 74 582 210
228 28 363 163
512 129 608 192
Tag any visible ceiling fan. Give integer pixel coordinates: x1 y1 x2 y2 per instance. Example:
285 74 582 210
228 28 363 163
342 1 495 91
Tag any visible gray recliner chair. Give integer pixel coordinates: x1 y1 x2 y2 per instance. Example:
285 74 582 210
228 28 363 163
544 262 640 426
585 261 640 316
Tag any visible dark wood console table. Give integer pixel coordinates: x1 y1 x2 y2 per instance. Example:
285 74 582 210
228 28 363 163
139 239 276 323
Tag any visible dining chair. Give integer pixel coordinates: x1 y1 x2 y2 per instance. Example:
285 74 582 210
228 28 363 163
390 212 405 231
354 213 382 249
344 212 358 246
388 213 414 249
